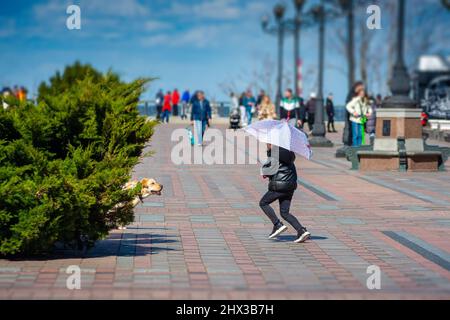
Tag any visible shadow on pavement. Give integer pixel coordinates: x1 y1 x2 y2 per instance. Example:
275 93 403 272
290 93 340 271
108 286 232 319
275 235 328 242
4 233 179 261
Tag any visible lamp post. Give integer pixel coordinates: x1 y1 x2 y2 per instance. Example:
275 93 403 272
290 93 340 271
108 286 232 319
335 0 355 157
309 1 333 147
382 0 415 109
262 4 286 115
340 0 355 93
292 0 306 97
275 4 286 113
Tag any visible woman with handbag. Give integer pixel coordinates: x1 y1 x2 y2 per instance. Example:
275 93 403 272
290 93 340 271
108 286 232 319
346 87 372 147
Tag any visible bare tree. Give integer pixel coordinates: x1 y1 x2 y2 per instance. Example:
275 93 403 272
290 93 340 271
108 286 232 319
405 0 449 70
218 53 298 100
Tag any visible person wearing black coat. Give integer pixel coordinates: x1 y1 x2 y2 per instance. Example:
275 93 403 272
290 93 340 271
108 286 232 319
260 145 311 243
326 93 337 133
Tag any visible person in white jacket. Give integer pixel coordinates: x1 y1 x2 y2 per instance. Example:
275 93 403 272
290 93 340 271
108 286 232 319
346 87 373 146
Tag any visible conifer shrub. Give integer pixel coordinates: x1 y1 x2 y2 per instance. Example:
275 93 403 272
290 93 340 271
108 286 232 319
0 62 156 255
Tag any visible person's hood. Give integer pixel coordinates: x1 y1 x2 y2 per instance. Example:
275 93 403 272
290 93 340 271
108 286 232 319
267 146 296 165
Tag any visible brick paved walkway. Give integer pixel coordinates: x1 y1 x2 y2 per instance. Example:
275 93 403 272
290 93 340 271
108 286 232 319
1 123 450 299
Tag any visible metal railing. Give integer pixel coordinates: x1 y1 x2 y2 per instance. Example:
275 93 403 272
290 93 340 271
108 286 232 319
138 100 347 121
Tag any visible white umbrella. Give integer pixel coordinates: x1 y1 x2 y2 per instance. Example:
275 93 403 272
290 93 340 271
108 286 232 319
244 119 312 160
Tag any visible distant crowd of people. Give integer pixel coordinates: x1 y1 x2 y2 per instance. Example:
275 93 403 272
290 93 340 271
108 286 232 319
1 86 28 109
153 82 430 148
228 88 339 134
155 89 191 123
155 89 212 146
228 83 386 147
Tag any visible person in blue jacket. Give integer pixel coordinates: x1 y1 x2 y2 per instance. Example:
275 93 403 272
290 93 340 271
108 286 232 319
242 89 256 125
190 91 211 146
181 90 190 120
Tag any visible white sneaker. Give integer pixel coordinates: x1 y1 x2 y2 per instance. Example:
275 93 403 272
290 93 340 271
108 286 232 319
268 224 288 239
294 229 311 243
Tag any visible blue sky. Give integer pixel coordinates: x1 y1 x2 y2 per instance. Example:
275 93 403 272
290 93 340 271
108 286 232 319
0 0 448 104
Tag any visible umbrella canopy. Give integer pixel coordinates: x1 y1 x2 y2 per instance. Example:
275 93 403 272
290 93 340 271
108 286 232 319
244 120 312 160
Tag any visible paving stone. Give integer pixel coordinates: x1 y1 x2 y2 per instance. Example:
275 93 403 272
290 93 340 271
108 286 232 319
142 202 165 207
190 215 215 223
138 215 165 222
239 216 266 224
1 124 449 299
187 203 209 209
337 218 365 225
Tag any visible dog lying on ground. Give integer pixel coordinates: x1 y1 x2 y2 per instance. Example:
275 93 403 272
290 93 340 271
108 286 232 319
123 178 163 205
110 178 163 230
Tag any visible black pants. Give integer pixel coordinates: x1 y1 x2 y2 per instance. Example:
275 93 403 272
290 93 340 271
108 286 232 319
156 105 162 120
327 115 335 132
307 114 315 131
259 190 304 232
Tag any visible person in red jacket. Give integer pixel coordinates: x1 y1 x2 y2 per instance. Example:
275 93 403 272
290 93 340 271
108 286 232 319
162 91 172 123
421 111 429 127
172 89 180 117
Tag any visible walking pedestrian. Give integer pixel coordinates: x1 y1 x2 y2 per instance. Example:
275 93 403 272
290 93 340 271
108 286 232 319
230 92 241 129
344 81 365 146
155 89 164 120
190 91 211 146
230 92 239 110
239 92 247 126
260 144 311 243
13 85 19 99
181 89 190 120
258 95 277 121
243 90 256 125
172 89 180 117
2 87 12 110
366 94 381 144
161 91 172 123
306 93 317 132
280 88 303 128
326 93 337 133
256 90 266 109
346 86 372 147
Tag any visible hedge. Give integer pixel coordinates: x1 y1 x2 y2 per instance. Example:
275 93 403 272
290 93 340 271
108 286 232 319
0 62 156 255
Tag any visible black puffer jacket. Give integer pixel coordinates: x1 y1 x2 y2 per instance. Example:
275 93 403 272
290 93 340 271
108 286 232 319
261 146 298 192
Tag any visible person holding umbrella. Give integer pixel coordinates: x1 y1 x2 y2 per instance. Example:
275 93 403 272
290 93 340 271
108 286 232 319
245 120 312 243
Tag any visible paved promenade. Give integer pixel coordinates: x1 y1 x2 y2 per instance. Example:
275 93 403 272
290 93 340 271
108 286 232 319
1 122 450 299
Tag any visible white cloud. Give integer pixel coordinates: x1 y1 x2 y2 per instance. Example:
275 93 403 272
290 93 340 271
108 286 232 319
245 1 268 15
27 0 151 40
0 19 16 38
140 24 232 48
167 0 242 20
194 0 241 19
84 0 149 17
140 34 170 47
144 21 172 32
177 25 231 47
33 0 150 20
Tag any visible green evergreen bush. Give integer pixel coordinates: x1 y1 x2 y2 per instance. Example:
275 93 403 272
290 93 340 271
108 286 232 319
0 62 156 255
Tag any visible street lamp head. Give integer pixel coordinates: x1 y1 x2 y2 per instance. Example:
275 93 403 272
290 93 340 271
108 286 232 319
273 3 286 21
311 4 324 19
293 0 306 12
338 0 351 10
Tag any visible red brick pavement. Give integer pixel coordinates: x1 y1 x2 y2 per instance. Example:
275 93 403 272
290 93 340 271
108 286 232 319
1 123 449 299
